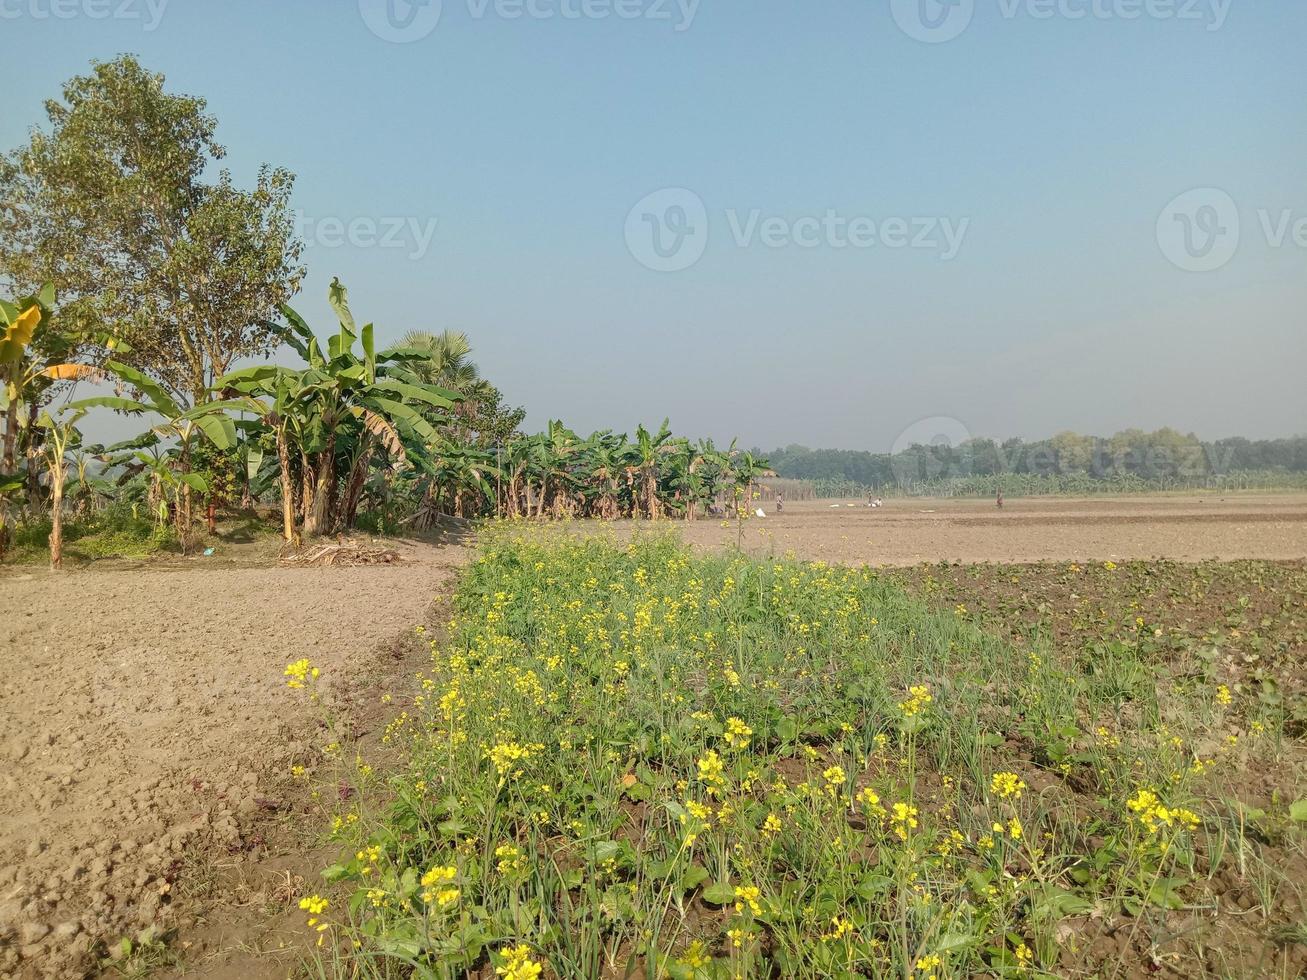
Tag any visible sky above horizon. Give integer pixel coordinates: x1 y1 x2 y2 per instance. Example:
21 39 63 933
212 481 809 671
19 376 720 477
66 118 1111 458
3 0 1304 452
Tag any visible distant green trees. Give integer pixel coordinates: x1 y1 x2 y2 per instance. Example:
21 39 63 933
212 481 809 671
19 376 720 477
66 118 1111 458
766 429 1307 495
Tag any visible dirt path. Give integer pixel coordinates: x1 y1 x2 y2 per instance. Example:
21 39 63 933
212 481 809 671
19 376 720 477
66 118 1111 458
676 492 1307 565
0 539 468 979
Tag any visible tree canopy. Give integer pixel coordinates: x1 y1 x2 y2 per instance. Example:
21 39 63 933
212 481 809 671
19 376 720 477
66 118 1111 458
0 54 304 406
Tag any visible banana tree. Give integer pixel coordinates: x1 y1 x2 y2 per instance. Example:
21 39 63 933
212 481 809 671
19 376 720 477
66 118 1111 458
68 360 257 540
220 278 460 538
66 445 116 517
411 440 497 526
576 430 634 520
1 285 104 503
36 407 88 569
631 420 674 519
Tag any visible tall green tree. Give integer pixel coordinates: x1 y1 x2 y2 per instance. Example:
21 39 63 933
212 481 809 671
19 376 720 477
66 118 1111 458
0 55 304 406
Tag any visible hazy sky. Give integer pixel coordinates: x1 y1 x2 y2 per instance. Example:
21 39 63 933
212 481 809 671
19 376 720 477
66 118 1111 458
3 0 1304 451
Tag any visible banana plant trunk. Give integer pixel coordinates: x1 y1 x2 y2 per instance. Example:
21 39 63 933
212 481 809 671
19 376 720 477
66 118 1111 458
299 450 315 529
48 467 64 570
1 391 18 476
175 441 194 543
340 438 373 532
276 427 296 542
305 433 336 537
25 402 41 509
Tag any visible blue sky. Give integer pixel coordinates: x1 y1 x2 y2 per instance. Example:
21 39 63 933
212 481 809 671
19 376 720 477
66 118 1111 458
3 0 1304 450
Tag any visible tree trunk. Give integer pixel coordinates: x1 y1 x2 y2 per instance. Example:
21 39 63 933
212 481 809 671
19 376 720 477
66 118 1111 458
305 433 336 537
644 471 659 520
49 472 64 570
174 440 194 546
276 427 296 542
340 440 373 531
299 450 315 527
1 390 18 476
25 402 41 509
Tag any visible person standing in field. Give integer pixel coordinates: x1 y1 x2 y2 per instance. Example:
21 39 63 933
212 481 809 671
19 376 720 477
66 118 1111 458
996 489 1004 509
775 492 783 513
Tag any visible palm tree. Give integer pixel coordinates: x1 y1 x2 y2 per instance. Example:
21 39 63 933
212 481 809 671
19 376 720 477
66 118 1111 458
398 330 480 393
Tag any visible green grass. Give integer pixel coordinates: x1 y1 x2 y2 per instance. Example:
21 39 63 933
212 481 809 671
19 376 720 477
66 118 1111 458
4 509 177 564
295 527 1305 979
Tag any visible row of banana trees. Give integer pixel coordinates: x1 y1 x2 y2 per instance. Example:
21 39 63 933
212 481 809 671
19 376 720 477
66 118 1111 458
3 278 766 566
413 421 767 524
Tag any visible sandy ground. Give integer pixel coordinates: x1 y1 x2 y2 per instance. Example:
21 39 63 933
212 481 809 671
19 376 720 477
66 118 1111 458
677 492 1307 565
0 538 468 979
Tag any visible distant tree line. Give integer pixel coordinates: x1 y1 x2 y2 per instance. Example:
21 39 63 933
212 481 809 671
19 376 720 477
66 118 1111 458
763 429 1307 495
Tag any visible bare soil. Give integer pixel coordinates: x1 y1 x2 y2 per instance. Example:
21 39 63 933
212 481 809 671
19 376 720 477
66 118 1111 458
0 537 469 979
677 492 1307 565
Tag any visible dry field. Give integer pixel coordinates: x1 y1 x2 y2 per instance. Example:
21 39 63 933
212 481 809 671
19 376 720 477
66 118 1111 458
0 493 1303 978
0 539 469 979
679 492 1307 566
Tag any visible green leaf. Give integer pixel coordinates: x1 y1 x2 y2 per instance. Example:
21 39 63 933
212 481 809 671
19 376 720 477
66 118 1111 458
245 446 265 480
185 397 264 420
681 864 709 892
372 378 458 407
701 882 735 906
215 365 285 387
934 931 976 953
327 276 357 354
366 397 439 445
362 322 375 383
1033 885 1093 918
1289 799 1307 823
65 395 150 415
321 864 350 883
104 360 180 418
190 412 237 450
